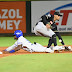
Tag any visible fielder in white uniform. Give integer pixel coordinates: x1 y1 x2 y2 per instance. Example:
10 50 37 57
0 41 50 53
34 13 61 52
34 11 72 52
0 30 54 54
34 22 55 37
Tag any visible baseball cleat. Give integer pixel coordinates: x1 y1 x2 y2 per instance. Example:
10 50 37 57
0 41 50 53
45 48 54 53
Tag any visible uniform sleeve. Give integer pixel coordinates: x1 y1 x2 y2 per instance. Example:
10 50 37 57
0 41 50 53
41 14 54 25
51 23 57 31
49 14 54 22
17 38 23 45
6 41 18 51
41 15 48 25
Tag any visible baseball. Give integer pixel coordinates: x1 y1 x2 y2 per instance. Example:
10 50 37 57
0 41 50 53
59 39 62 42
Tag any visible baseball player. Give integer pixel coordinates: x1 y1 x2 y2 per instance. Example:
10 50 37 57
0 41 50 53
34 11 64 52
51 12 71 51
0 30 54 54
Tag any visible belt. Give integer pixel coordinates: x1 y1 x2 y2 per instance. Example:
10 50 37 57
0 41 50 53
35 22 38 26
35 21 43 26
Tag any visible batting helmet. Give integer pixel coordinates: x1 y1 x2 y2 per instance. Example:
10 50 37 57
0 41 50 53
13 30 23 38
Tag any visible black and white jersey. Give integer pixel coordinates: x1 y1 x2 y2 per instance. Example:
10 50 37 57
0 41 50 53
51 22 57 31
40 14 54 25
40 14 58 31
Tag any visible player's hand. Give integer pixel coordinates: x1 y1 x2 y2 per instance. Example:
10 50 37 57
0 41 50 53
50 21 53 24
46 24 51 29
2 50 9 54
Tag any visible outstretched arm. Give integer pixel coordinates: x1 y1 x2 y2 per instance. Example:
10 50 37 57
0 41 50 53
46 21 53 29
9 45 22 53
2 45 22 54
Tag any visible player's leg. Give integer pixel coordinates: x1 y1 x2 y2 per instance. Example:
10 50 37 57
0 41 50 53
34 22 51 37
45 29 58 52
34 26 55 37
35 26 57 48
47 38 53 48
30 42 54 52
37 28 59 51
47 34 61 51
55 32 72 51
55 32 65 45
52 34 57 46
34 23 58 51
51 34 62 50
46 29 57 47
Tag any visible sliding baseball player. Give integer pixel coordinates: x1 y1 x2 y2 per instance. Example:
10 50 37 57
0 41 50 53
0 30 54 54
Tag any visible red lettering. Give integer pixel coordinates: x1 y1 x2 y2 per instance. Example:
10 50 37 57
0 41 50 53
50 10 55 15
60 10 72 25
50 10 72 26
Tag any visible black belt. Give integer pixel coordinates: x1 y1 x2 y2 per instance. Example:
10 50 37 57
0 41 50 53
35 22 38 26
35 21 43 26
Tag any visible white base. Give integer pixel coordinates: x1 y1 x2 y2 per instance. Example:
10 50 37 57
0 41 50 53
0 51 3 54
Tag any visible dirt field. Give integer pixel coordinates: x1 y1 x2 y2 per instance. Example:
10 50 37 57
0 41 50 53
0 46 72 58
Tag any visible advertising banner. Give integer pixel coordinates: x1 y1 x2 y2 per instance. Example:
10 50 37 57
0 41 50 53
0 2 26 33
31 1 72 32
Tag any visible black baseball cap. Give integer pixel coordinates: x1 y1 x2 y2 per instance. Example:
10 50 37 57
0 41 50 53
54 11 62 16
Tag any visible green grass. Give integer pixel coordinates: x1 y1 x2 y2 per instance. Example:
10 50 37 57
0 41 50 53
0 54 72 72
0 36 72 72
0 36 72 47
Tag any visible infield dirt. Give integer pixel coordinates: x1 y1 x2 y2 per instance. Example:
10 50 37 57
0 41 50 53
0 45 72 58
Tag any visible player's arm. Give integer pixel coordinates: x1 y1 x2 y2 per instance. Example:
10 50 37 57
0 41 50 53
9 45 22 53
46 21 53 29
46 24 51 29
8 40 23 53
4 44 17 51
41 15 53 29
2 40 22 54
2 41 18 53
41 15 48 24
2 45 22 54
51 23 57 31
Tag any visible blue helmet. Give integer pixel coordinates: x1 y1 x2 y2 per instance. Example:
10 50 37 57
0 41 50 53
13 30 23 38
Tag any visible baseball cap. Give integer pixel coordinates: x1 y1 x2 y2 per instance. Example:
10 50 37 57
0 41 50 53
54 11 62 16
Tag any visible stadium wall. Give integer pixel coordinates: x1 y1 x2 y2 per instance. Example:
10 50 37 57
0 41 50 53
0 1 72 36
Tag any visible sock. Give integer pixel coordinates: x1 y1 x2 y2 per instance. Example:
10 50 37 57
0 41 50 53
52 34 57 46
55 32 65 45
61 39 65 45
47 38 53 48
